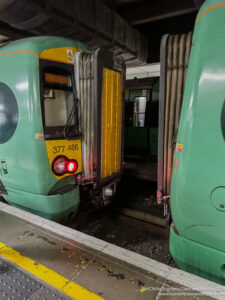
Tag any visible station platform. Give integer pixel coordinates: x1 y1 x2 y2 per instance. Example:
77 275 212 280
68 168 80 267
0 203 224 300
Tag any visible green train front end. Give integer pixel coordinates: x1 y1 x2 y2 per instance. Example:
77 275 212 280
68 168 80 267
0 37 124 222
170 0 225 285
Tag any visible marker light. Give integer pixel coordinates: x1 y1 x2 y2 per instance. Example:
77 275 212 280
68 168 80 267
67 161 78 174
53 156 67 176
52 156 78 176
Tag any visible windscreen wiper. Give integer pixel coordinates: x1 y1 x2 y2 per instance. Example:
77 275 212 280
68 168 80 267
63 99 79 139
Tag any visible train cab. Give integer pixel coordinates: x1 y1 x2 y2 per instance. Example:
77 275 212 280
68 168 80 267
0 36 125 222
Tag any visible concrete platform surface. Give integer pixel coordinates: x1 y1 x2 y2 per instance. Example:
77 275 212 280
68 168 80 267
0 203 224 300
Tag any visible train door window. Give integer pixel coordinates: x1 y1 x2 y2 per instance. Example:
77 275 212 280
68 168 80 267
133 96 147 127
44 88 74 127
40 61 79 139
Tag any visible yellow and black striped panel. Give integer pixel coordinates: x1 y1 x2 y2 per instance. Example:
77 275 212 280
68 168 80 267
101 68 122 179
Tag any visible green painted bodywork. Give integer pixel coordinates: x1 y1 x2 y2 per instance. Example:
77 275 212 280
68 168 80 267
170 0 225 284
170 226 225 285
5 187 80 222
0 37 87 221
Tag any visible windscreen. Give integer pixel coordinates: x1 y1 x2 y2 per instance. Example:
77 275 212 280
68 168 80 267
41 62 79 139
44 76 74 127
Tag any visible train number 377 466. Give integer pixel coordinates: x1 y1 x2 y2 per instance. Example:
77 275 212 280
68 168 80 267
52 144 79 153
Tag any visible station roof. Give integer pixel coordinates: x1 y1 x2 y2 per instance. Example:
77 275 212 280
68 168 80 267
103 0 205 62
0 0 205 64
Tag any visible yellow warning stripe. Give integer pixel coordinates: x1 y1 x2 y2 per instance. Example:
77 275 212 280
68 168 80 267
0 242 103 300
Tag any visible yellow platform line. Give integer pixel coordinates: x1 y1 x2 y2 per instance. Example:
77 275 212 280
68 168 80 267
0 241 103 300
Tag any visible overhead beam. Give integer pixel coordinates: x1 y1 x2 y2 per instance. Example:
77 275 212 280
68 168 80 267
0 21 30 40
120 0 200 25
192 0 205 9
0 0 148 66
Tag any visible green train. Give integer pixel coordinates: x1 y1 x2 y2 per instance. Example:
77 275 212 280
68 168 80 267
124 0 225 286
0 36 124 222
170 0 225 285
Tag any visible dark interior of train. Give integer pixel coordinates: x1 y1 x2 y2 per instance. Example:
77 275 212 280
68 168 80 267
124 77 159 180
114 76 163 219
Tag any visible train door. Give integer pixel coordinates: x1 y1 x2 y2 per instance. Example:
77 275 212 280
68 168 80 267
124 78 159 182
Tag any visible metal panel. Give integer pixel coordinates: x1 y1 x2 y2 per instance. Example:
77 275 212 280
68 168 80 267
94 49 125 187
157 32 192 203
101 69 122 178
157 34 168 203
75 52 95 180
75 49 125 186
114 14 125 46
165 34 179 195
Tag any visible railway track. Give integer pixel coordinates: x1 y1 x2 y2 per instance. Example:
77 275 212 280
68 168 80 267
72 204 174 266
113 210 169 239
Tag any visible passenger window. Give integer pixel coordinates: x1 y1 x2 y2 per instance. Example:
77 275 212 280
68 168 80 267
133 97 147 127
